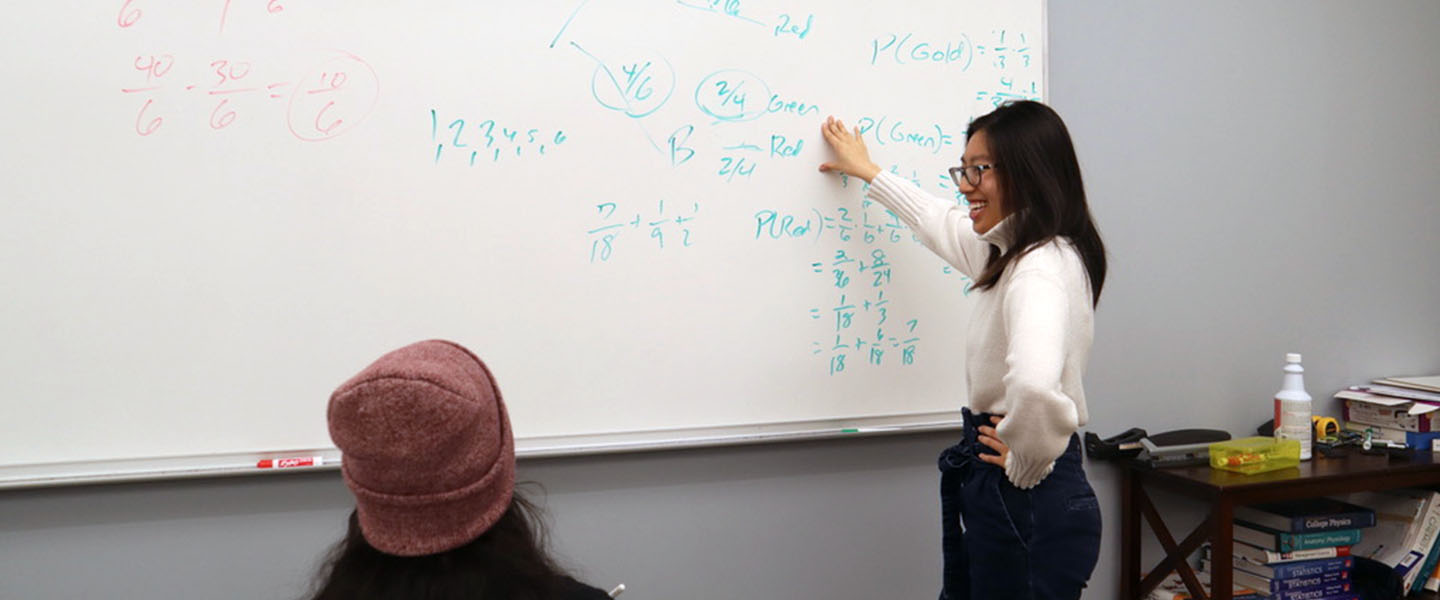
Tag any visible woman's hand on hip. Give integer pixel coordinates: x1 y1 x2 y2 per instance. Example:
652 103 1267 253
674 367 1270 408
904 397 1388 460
977 415 1010 468
818 115 882 183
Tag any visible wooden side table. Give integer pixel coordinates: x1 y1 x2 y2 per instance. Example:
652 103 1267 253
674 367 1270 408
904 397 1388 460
1121 451 1440 600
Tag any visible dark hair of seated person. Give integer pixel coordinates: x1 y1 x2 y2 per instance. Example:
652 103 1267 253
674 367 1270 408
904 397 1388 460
304 489 589 600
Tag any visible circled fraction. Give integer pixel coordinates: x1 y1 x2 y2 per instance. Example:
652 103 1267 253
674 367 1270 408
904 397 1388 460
287 52 379 142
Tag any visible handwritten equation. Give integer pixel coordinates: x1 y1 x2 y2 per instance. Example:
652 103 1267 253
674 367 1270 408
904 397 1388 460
974 30 1041 107
811 249 921 375
758 164 973 374
114 1 379 141
587 200 700 263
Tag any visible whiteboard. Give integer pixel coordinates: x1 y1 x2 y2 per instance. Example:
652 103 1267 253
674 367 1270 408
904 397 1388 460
0 0 1044 486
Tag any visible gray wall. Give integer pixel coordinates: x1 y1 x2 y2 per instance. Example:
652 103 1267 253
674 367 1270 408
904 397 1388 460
3 2 1438 598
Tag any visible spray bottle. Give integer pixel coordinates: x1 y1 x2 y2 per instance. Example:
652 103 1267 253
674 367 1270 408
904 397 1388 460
1274 353 1313 460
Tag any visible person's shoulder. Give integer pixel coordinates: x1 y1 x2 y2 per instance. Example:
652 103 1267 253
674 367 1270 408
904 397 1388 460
552 575 613 600
1007 238 1089 296
1010 238 1071 275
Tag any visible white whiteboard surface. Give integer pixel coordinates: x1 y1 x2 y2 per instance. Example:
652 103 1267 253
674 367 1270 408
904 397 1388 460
0 0 1044 486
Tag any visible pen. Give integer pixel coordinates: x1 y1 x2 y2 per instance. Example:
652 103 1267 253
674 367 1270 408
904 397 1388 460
256 456 324 469
608 583 625 598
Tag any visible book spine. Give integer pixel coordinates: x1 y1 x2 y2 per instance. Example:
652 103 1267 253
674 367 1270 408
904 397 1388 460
1269 582 1353 600
1405 496 1440 593
1412 537 1440 595
1426 552 1440 592
1293 513 1376 532
1265 558 1354 579
1262 546 1351 563
1395 549 1426 587
1226 541 1347 564
1279 530 1363 552
1268 571 1351 591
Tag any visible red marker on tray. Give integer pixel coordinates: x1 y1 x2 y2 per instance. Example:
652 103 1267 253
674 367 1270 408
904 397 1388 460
256 456 325 469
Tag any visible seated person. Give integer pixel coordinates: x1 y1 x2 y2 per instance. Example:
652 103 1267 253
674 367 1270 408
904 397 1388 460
305 339 611 600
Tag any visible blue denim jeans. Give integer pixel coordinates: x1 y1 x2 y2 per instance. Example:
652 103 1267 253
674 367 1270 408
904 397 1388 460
938 408 1102 599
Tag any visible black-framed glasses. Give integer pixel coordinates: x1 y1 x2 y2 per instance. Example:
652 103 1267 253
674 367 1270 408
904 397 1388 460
949 164 997 187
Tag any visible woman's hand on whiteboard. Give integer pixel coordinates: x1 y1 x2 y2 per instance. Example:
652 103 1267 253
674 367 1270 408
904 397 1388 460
818 115 882 184
976 415 1010 468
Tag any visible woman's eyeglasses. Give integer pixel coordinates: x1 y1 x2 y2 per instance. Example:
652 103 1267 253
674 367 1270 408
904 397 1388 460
948 164 996 187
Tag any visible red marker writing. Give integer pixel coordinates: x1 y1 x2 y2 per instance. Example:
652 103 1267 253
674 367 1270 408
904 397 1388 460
257 456 325 469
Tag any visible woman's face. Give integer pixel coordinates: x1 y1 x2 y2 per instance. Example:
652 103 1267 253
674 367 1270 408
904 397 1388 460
960 131 1011 234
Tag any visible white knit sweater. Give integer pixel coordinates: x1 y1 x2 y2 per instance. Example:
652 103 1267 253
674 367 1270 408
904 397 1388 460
867 171 1093 489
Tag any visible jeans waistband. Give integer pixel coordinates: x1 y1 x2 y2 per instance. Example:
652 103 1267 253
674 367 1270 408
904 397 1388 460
960 407 1002 457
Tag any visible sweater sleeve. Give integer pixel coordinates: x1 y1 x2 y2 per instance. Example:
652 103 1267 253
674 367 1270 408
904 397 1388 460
865 171 991 278
994 270 1080 489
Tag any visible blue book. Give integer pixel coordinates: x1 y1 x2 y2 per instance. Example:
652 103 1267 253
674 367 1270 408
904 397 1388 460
1234 521 1363 552
1233 498 1376 533
1231 568 1354 599
1272 592 1355 600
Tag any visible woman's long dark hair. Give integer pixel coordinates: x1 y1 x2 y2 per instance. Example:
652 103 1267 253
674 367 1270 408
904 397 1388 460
968 101 1107 306
304 488 570 600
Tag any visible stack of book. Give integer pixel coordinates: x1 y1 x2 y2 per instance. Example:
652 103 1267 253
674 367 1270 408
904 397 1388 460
1335 374 1440 449
1334 375 1440 593
1199 497 1374 600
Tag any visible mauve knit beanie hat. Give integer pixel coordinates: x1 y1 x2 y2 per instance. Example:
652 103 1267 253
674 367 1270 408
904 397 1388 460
327 339 516 557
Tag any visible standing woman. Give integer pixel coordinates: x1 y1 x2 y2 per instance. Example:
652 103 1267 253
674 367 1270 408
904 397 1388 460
819 100 1105 599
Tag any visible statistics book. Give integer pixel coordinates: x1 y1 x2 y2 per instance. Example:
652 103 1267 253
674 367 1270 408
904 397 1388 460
1234 498 1376 533
1230 568 1353 600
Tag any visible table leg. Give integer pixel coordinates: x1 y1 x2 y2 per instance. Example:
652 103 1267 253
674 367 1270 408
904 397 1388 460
1137 486 1210 599
1122 467 1139 599
1211 498 1235 600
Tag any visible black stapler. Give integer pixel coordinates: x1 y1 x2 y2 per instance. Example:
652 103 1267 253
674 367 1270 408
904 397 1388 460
1084 428 1147 459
